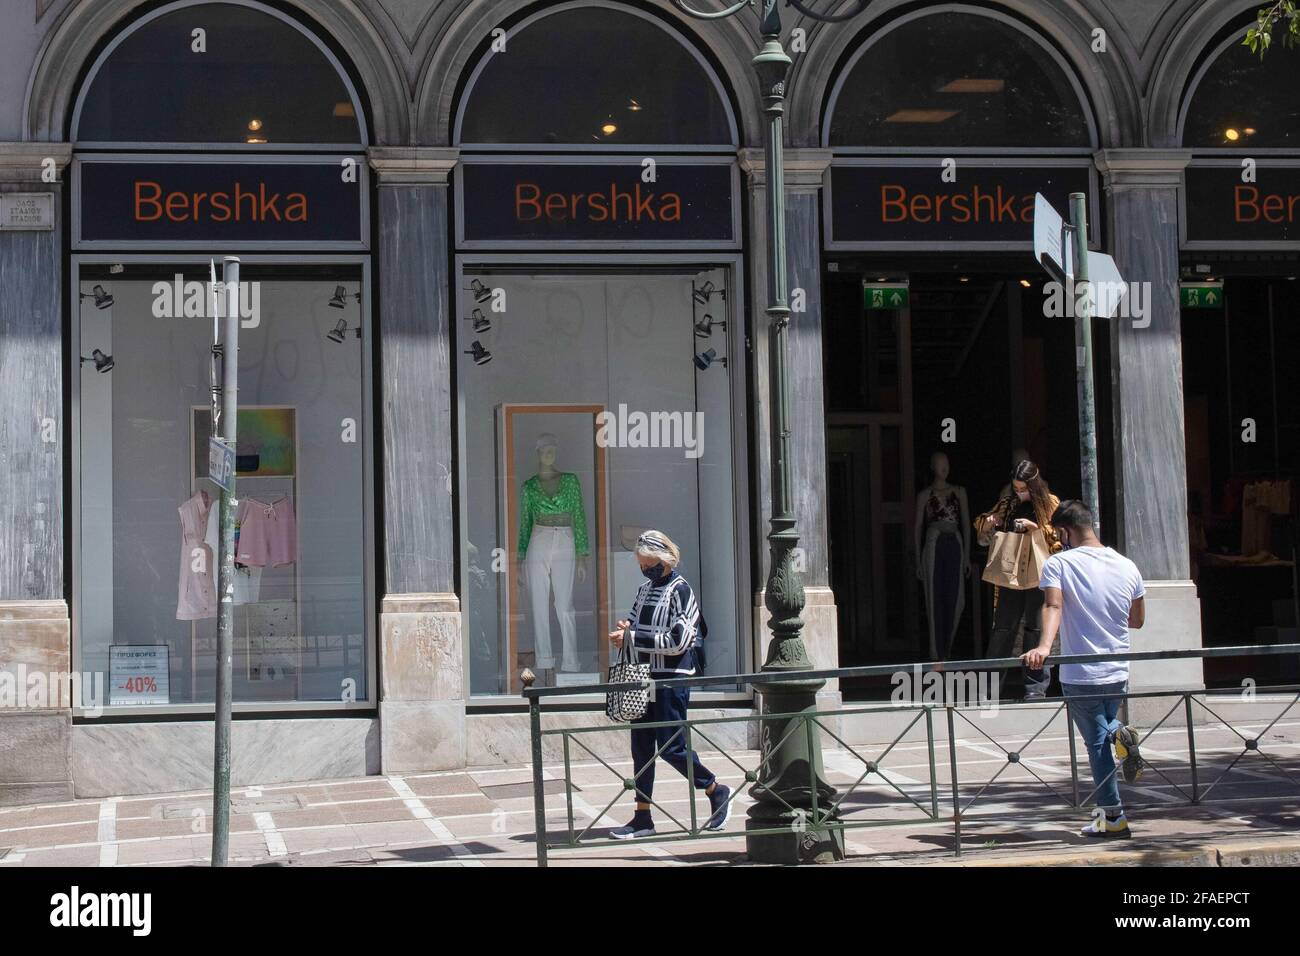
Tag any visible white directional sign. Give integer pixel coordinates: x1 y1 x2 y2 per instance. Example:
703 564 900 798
1034 192 1073 283
1033 193 1128 319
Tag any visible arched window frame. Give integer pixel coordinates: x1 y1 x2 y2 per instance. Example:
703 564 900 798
1178 25 1299 154
452 0 738 153
821 3 1098 154
69 0 369 151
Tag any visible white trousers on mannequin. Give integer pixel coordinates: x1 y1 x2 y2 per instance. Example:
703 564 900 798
525 525 579 670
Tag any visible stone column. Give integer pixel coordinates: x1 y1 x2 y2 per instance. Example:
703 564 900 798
369 147 466 771
739 147 839 706
0 143 73 804
1094 149 1203 701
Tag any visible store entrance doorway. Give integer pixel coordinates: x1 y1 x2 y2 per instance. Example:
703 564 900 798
823 265 1089 698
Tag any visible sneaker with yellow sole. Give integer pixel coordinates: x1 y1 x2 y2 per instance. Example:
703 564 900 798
1113 725 1144 783
1081 813 1131 838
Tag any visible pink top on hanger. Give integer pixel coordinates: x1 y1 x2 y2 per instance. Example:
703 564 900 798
235 497 298 567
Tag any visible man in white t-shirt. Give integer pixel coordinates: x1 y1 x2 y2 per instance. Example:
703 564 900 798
1022 500 1146 838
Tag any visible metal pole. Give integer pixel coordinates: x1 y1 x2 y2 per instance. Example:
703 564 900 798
1069 193 1101 533
211 256 239 866
527 689 549 868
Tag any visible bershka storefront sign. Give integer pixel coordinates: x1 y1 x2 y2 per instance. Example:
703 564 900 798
457 159 738 247
74 156 367 248
826 160 1095 249
1184 162 1300 247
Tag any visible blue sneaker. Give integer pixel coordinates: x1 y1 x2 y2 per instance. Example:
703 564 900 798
705 784 732 831
610 812 655 840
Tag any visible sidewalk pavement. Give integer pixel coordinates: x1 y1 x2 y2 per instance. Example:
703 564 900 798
1 718 1297 867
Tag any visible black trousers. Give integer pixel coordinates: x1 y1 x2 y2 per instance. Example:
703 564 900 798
986 586 1050 693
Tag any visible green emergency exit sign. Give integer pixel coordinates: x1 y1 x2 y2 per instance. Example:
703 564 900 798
1180 282 1224 308
863 281 909 310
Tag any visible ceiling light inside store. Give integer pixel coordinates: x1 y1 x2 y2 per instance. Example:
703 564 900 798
1224 128 1240 141
1244 127 1257 135
938 78 1005 93
628 99 643 112
247 119 263 131
601 122 618 136
1020 279 1032 288
885 109 958 124
246 137 267 144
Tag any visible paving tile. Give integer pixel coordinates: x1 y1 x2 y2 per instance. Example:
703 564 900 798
0 802 100 827
10 844 102 867
3 821 99 849
280 825 356 854
339 803 413 825
400 773 480 797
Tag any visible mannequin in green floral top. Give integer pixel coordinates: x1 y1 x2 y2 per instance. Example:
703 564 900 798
517 433 590 673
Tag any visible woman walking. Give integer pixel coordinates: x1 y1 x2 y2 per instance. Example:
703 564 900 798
975 460 1062 698
607 531 732 838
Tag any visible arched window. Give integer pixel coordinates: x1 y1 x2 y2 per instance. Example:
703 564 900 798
72 0 366 146
1181 29 1300 148
455 3 735 147
825 8 1092 148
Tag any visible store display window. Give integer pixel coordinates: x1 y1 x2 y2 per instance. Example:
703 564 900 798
72 263 373 712
458 269 743 695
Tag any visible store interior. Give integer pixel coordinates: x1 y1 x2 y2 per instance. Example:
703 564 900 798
1180 261 1300 689
822 259 1113 698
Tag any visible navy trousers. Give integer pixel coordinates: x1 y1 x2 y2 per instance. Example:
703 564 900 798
630 684 715 802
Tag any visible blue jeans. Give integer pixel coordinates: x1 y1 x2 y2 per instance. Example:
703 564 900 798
630 684 715 803
1062 681 1127 812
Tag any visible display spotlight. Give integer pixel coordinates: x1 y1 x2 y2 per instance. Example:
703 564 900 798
692 281 723 304
79 285 114 309
470 278 494 304
79 348 114 373
693 347 727 371
326 317 360 343
465 341 492 366
694 314 727 337
467 308 491 334
328 285 361 309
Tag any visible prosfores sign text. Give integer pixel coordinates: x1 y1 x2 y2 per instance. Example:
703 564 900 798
458 161 736 245
827 162 1094 247
76 158 365 247
1184 164 1300 245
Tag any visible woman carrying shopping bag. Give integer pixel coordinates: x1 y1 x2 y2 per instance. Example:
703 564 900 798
975 460 1062 698
606 530 732 839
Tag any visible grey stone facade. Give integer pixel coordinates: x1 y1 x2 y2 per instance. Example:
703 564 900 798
0 0 1281 801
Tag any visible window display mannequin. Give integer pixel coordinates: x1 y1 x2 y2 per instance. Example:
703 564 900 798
914 451 970 660
516 433 590 675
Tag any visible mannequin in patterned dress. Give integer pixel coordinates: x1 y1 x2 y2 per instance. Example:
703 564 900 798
914 451 970 660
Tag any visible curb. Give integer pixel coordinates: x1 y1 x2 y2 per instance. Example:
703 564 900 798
927 838 1300 868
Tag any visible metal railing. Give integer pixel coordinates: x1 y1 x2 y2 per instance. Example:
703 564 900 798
523 644 1300 866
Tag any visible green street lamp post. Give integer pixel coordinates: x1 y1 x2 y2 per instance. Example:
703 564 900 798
674 0 870 863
